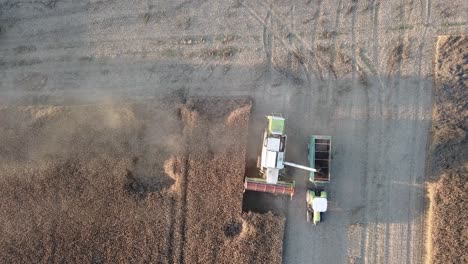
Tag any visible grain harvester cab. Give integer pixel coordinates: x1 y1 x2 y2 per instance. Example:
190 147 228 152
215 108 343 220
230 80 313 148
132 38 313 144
308 135 332 185
306 190 327 224
261 116 286 183
244 115 296 198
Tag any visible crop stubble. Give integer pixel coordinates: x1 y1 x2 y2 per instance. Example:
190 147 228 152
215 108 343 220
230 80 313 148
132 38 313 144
0 97 285 263
426 35 467 264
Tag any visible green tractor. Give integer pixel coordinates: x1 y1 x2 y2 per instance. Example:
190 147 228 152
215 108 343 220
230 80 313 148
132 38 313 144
306 190 328 224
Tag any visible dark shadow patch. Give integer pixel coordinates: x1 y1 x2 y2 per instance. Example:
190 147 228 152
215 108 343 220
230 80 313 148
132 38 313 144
13 45 37 54
124 169 174 199
224 221 242 237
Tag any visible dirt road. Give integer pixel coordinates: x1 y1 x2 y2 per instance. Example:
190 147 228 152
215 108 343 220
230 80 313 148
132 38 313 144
1 0 466 263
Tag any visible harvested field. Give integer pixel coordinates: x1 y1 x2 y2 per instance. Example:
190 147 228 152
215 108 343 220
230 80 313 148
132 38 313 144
0 97 285 263
427 170 468 264
426 35 467 264
1 0 467 263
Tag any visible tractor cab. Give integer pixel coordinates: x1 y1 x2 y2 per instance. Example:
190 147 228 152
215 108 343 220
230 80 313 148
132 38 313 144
306 190 328 224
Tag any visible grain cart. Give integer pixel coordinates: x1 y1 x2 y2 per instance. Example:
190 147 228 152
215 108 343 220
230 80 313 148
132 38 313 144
308 135 332 184
244 115 317 198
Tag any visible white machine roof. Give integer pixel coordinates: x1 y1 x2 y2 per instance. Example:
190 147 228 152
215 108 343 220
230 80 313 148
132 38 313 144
266 168 279 184
265 151 277 168
312 198 328 212
266 137 281 151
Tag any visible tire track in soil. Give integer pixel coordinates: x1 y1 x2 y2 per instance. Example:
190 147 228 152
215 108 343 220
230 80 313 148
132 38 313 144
380 93 393 264
349 12 375 261
309 0 324 101
357 0 380 261
340 5 388 260
287 5 295 80
310 0 325 82
325 0 343 118
365 97 387 264
286 4 297 114
167 115 191 264
378 0 417 262
245 1 314 92
405 76 421 264
382 50 403 264
358 80 371 264
393 1 418 262
414 2 432 261
365 0 408 259
380 2 407 261
308 0 326 87
166 159 186 264
254 0 326 82
372 0 380 68
257 0 314 86
416 0 432 79
407 0 431 263
330 0 343 66
350 0 358 82
166 196 176 263
311 0 324 52
371 0 387 120
263 7 272 92
385 81 403 264
176 154 190 264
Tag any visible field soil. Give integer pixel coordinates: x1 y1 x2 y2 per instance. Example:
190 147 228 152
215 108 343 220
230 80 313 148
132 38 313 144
0 97 285 263
425 35 467 264
1 0 467 263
